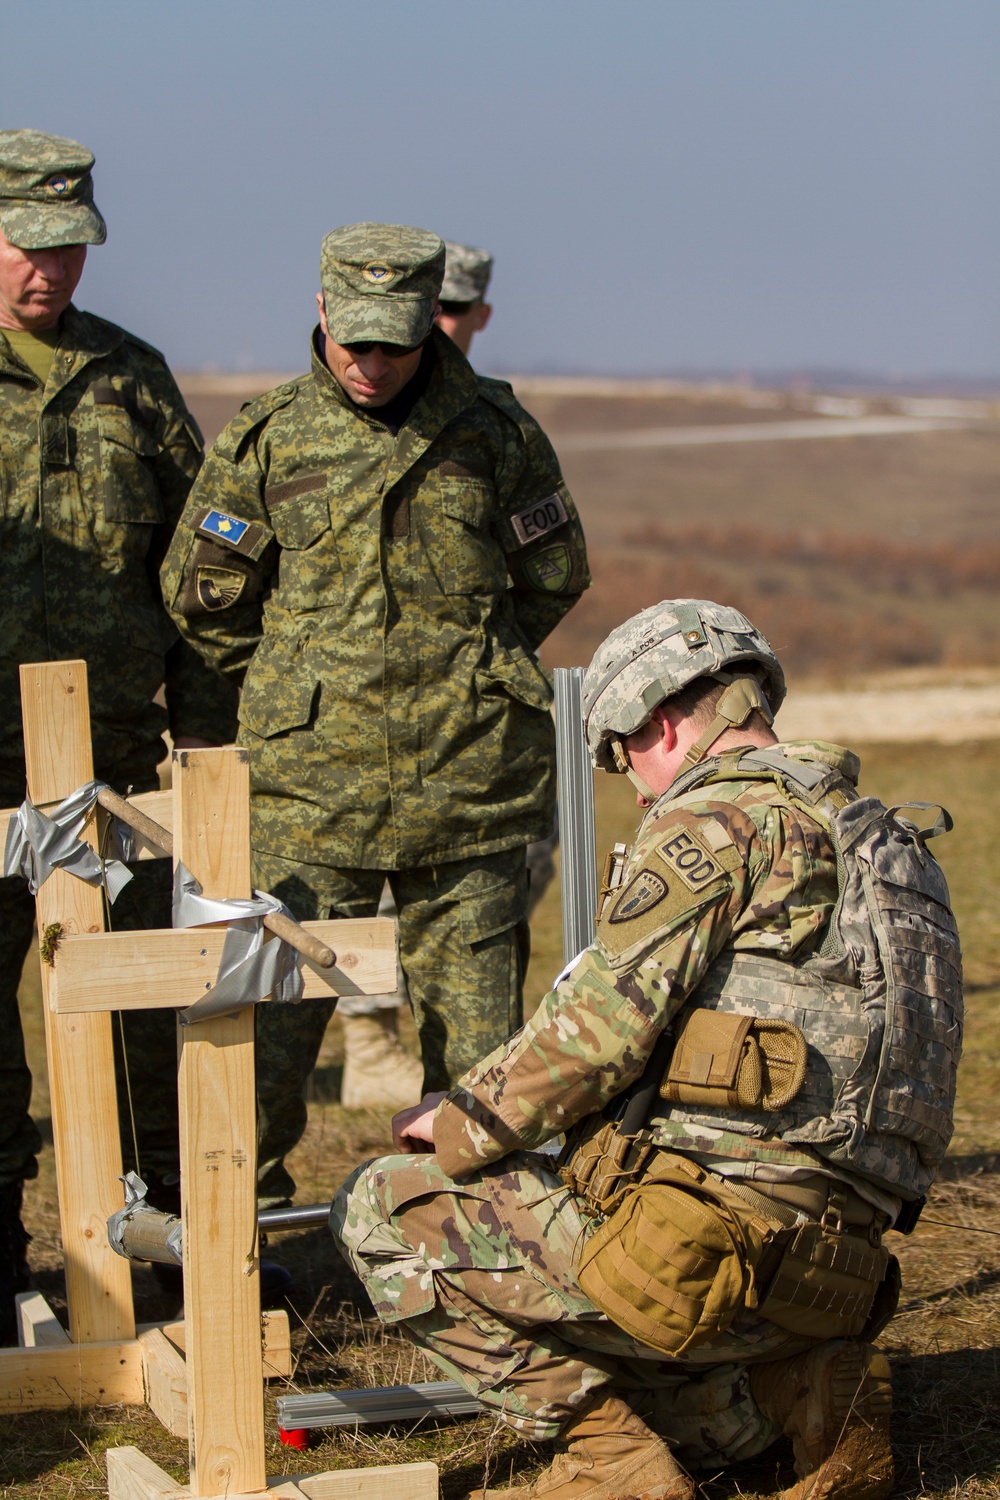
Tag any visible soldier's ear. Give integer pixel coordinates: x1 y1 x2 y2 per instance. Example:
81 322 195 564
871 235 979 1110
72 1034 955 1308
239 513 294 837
316 292 329 335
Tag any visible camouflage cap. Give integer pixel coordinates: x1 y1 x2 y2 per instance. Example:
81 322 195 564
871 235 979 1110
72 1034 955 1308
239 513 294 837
320 222 445 345
0 129 106 249
583 598 786 771
440 240 493 304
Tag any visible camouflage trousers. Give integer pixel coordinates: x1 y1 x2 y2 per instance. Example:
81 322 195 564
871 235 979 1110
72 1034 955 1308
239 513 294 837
333 1150 811 1462
0 863 181 1191
254 849 528 1206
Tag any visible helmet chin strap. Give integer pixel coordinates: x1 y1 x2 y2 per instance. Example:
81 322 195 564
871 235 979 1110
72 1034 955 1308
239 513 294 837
680 675 774 769
610 737 659 803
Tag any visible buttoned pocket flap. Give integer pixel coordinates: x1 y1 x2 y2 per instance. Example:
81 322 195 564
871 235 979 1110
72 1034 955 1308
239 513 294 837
461 880 523 946
239 644 318 737
97 407 160 458
268 494 330 550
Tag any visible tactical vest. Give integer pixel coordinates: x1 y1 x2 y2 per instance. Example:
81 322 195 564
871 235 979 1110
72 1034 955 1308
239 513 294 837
646 749 963 1201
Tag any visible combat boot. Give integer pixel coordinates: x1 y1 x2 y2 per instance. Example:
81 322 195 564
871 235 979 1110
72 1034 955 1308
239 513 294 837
750 1340 893 1500
468 1392 694 1500
340 1012 424 1109
0 1181 32 1347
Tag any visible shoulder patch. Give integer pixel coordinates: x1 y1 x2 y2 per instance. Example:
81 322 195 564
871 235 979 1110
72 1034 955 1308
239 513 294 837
510 491 569 547
214 380 301 463
607 869 668 924
196 566 246 612
523 542 572 593
654 824 727 892
194 508 272 561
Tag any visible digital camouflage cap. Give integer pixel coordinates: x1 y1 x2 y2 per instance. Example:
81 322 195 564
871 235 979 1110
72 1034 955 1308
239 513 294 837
583 598 786 771
320 222 445 346
441 240 493 304
0 129 106 249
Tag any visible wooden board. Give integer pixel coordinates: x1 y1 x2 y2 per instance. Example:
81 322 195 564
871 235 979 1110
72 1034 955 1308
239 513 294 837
174 748 266 1496
20 661 136 1345
0 787 173 861
16 1290 70 1347
47 920 395 1014
0 1340 143 1410
140 1327 189 1439
107 1448 439 1500
137 1310 291 1378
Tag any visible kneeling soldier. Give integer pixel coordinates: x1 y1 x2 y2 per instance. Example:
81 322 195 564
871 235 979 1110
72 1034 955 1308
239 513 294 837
332 598 962 1500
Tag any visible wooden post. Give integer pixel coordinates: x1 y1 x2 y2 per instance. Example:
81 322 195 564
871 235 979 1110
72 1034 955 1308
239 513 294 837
174 748 266 1497
20 661 135 1344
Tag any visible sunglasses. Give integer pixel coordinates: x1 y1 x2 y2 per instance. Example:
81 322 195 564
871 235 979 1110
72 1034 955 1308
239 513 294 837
341 338 426 358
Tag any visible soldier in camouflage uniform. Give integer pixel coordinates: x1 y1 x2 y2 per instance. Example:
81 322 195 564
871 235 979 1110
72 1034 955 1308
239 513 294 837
161 223 589 1204
331 599 938 1500
434 240 494 357
0 129 238 1339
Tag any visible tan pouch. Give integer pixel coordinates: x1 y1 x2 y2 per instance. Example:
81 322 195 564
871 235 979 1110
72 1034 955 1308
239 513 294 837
753 1221 889 1339
576 1170 755 1356
660 1009 807 1111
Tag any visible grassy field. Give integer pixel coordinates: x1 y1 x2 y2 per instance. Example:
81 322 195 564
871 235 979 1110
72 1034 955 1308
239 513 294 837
3 737 999 1498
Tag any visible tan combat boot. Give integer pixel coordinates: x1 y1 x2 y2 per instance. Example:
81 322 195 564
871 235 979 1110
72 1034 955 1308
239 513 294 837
340 1012 424 1109
751 1340 893 1500
470 1392 694 1500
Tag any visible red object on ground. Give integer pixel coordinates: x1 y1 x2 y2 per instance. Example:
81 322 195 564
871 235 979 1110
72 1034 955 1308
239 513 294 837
279 1426 311 1450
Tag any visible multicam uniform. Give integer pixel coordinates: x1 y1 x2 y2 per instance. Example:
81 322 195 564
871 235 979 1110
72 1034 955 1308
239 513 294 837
334 741 925 1466
161 326 589 1199
0 307 238 1191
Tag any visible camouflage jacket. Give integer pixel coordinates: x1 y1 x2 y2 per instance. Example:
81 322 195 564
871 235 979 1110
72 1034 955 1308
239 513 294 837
435 741 862 1183
161 328 589 868
0 306 237 801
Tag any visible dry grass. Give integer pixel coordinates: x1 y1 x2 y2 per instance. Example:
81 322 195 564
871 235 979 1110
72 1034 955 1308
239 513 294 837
3 739 999 1496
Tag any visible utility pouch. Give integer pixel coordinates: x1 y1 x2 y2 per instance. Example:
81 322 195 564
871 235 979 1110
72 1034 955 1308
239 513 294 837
753 1220 889 1339
559 1117 654 1218
575 1163 760 1357
660 1008 807 1112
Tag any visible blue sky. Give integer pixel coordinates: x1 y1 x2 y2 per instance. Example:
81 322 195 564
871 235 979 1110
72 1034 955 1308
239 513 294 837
3 1 997 379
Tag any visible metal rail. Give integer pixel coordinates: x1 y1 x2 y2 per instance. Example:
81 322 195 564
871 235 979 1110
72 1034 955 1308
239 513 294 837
277 1380 482 1430
553 667 597 965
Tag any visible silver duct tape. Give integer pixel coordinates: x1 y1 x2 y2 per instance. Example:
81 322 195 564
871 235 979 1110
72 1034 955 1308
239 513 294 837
107 1172 183 1265
3 779 133 899
554 668 598 965
173 862 322 1023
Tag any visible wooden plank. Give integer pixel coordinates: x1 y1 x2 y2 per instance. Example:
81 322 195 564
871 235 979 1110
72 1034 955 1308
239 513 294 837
0 787 173 862
16 1290 70 1347
136 1312 291 1381
140 1327 189 1439
107 1446 186 1500
0 1340 143 1410
20 660 135 1345
286 1465 439 1500
175 748 267 1496
47 920 395 1014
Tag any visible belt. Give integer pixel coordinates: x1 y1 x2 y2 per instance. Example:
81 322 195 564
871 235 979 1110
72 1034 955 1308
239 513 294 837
709 1170 885 1245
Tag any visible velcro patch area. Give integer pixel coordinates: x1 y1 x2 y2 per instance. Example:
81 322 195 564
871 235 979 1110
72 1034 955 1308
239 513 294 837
654 825 726 892
510 491 568 547
194 507 272 561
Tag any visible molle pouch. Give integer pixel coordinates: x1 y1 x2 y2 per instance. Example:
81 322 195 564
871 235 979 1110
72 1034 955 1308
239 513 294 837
558 1117 654 1218
661 1009 807 1112
753 1221 889 1339
575 1171 752 1356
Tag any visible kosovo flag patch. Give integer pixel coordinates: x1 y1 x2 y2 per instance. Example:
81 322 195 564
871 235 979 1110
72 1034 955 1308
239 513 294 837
198 509 250 544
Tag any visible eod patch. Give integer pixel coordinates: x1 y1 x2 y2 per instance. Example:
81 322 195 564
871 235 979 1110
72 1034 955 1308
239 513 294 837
655 825 724 892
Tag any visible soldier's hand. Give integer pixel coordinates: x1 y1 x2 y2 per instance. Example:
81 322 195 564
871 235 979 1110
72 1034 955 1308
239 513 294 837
392 1092 448 1154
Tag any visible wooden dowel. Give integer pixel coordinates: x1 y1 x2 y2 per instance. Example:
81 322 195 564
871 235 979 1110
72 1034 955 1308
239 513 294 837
96 786 335 968
262 909 335 969
96 786 174 855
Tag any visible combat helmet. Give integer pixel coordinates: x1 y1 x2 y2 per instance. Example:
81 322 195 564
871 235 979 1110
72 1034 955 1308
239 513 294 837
583 599 786 780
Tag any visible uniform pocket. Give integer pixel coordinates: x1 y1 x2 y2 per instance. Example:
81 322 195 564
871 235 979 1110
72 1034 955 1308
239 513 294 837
97 409 163 523
239 638 318 737
268 494 331 550
436 477 506 595
461 877 524 946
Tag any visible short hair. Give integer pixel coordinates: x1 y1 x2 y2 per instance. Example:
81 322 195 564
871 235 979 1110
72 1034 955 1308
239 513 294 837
666 671 772 734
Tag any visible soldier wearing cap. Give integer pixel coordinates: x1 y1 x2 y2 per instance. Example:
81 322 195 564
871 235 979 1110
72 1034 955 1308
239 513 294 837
0 128 238 1339
162 222 589 1206
329 597 955 1500
434 240 493 357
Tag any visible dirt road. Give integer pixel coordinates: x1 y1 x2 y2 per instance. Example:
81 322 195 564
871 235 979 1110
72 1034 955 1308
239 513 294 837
775 675 1000 743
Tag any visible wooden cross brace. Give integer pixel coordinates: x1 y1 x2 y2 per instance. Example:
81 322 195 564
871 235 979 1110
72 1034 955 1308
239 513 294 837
0 661 430 1500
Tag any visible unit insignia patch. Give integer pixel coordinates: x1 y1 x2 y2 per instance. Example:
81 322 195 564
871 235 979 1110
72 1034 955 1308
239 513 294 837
607 869 668 924
196 566 246 612
524 543 571 593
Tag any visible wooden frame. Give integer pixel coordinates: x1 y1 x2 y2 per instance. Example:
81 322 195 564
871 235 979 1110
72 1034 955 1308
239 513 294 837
3 662 425 1499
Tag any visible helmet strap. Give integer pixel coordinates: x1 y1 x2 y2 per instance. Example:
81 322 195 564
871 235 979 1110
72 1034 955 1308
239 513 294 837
681 675 774 769
610 736 659 803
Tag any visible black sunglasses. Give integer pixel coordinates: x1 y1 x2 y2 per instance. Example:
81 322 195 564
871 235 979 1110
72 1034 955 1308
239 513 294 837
342 338 426 358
